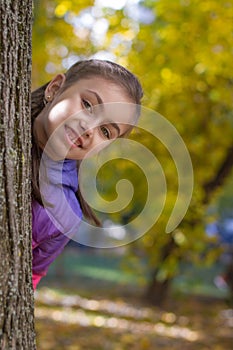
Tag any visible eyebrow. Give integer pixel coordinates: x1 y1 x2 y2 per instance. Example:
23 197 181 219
109 122 120 136
86 89 103 105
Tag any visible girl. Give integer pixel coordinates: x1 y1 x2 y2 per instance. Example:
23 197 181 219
31 59 143 289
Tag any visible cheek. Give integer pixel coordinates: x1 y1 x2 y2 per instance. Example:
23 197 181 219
48 100 77 125
119 124 132 136
90 136 111 156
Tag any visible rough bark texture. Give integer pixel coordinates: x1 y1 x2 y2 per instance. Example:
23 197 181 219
0 1 36 349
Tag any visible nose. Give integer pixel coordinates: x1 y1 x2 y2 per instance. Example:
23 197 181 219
83 128 94 139
80 119 94 139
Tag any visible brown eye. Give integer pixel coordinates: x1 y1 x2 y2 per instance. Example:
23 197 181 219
100 126 110 139
82 99 93 113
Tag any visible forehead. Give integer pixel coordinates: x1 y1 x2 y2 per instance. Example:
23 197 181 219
69 77 130 101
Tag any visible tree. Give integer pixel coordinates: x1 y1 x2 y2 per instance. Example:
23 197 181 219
0 1 36 348
32 0 94 87
88 0 233 304
31 0 233 305
125 0 233 304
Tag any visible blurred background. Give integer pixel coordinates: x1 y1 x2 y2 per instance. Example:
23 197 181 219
33 0 233 349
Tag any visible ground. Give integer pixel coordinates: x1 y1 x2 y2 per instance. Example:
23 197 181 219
35 248 233 350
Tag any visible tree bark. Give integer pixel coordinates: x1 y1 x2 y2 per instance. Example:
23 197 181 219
0 1 36 349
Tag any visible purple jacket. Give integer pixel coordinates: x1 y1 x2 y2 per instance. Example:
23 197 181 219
32 155 82 278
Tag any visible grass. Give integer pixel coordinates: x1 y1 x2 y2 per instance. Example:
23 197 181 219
42 246 230 300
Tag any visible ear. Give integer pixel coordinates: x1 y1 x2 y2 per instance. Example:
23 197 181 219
45 74 66 100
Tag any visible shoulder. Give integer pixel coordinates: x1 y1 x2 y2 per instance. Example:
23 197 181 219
33 155 83 243
32 188 82 246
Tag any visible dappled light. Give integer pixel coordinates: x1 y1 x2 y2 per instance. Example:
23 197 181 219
35 286 233 350
29 0 233 348
36 306 199 341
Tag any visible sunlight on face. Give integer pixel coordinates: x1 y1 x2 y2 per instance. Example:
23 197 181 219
34 77 138 160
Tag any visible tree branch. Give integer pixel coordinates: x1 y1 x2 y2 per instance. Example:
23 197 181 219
203 144 233 204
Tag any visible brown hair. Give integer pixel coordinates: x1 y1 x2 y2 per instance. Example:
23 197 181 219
31 59 143 225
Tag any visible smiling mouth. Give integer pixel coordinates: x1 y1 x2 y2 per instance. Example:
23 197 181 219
64 125 83 148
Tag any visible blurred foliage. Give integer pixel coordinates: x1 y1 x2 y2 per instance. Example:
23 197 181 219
32 0 233 298
124 0 233 291
32 0 94 87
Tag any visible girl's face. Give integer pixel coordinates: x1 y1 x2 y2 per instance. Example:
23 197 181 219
34 75 135 160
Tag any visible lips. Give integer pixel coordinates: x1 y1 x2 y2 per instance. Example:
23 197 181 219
64 125 83 148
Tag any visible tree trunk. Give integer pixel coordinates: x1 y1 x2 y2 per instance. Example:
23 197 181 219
225 257 233 305
145 141 233 306
0 1 36 349
145 238 177 306
145 272 171 306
